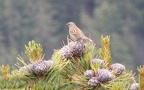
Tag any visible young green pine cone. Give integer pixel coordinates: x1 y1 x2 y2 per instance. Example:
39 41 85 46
31 60 53 76
92 58 104 67
84 70 94 79
97 69 113 83
109 63 125 76
130 83 139 90
88 77 99 87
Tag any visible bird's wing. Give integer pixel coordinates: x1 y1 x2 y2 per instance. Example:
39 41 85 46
75 27 85 37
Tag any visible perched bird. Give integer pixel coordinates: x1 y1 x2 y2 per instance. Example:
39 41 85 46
66 22 93 42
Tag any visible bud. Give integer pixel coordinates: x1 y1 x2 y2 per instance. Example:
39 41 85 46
59 45 73 58
88 77 99 87
69 41 85 57
92 58 104 67
43 60 53 68
31 60 53 76
110 63 125 76
19 64 33 74
0 65 10 75
60 41 86 58
97 69 113 83
84 70 94 79
130 83 139 90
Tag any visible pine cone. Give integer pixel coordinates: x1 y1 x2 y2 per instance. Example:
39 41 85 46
88 77 99 87
84 70 94 79
92 58 104 67
109 63 125 76
60 41 85 58
19 64 33 74
130 83 139 90
43 60 53 68
59 45 73 58
31 60 53 76
97 69 113 83
69 41 85 57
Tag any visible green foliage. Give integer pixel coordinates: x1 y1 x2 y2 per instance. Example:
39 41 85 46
99 35 111 67
81 0 144 71
0 1 144 89
0 66 27 89
0 41 69 89
44 51 70 89
0 65 10 75
108 71 134 90
137 66 144 90
25 40 43 62
59 42 96 89
0 37 140 90
0 0 143 73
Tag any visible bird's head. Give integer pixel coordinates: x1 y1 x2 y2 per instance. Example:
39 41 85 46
66 22 76 28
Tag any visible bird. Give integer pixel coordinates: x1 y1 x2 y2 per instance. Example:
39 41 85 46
66 22 93 42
